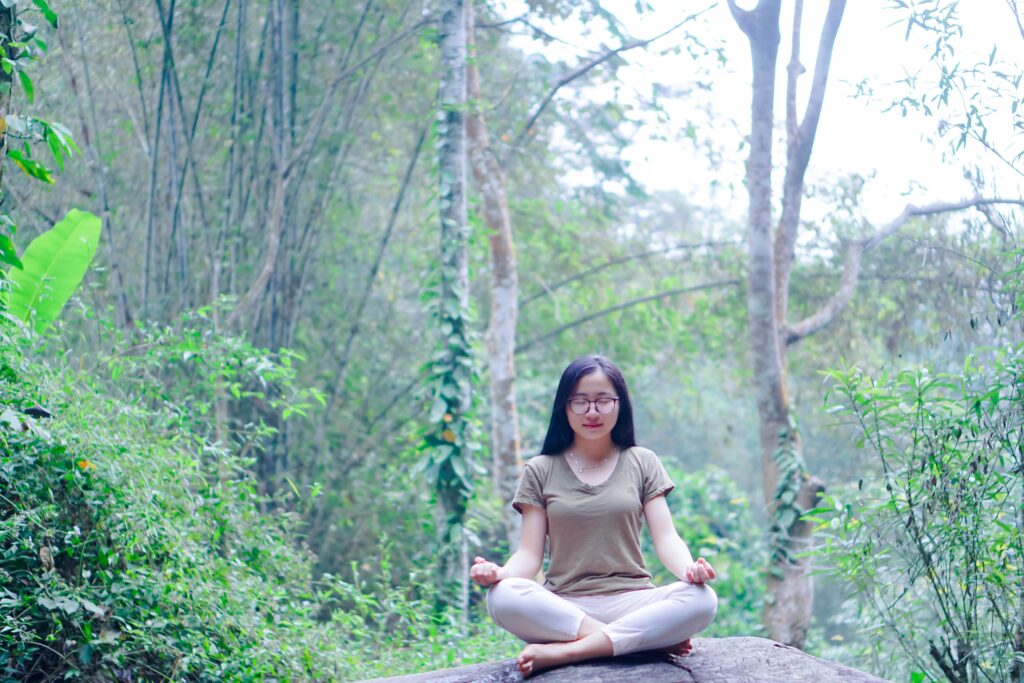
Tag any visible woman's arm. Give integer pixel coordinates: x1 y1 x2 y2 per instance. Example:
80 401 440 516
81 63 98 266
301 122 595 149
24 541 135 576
469 504 546 586
644 494 715 584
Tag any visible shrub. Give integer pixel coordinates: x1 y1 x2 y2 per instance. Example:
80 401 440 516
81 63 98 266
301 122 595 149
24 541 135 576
816 343 1024 682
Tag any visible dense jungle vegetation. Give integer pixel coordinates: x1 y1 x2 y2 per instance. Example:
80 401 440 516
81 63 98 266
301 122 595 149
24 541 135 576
1 0 1022 681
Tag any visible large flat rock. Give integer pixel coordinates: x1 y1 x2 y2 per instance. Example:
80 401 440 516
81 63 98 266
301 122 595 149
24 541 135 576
358 636 891 682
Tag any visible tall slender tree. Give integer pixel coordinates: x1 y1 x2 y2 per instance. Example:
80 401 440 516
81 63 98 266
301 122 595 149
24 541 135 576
431 0 474 615
466 2 522 551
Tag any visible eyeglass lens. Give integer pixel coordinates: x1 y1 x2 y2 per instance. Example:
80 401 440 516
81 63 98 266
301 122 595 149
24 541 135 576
568 398 618 415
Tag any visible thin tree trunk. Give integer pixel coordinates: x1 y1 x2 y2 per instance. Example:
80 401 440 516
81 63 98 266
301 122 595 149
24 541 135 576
466 2 522 551
228 0 288 329
728 0 818 648
143 0 175 317
436 0 470 618
58 11 133 328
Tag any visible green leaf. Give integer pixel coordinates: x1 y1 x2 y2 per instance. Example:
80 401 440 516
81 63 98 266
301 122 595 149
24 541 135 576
46 128 63 170
31 0 58 28
0 234 21 268
7 209 102 332
8 149 53 184
48 121 80 155
17 70 33 104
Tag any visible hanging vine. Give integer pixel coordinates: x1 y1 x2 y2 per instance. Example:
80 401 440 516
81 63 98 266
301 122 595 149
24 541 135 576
769 414 808 570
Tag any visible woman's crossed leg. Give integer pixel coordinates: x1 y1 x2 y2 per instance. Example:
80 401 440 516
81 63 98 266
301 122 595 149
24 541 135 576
487 578 717 677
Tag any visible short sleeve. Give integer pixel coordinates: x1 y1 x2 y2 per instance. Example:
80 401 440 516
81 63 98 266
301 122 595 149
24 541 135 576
641 451 675 504
512 462 546 514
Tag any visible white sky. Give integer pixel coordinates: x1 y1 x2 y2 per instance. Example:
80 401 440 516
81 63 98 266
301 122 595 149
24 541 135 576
500 0 1022 227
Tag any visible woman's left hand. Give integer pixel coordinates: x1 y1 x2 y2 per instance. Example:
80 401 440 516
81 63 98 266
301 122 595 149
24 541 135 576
684 557 716 584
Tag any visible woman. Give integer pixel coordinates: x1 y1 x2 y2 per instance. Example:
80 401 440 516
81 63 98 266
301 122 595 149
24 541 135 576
469 355 718 677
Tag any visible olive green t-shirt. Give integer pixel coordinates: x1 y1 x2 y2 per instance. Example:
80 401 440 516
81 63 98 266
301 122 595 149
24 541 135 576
512 446 675 597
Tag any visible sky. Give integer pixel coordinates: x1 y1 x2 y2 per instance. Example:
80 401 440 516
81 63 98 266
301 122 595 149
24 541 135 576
499 0 1022 229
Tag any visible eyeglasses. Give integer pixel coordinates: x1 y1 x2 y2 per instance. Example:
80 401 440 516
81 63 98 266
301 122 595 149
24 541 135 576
567 397 619 415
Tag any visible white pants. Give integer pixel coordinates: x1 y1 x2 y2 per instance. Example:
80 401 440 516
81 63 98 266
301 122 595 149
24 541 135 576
486 578 717 656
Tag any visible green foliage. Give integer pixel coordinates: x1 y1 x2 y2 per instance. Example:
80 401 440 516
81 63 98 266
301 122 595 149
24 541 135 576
0 316 349 680
770 417 808 566
89 304 325 446
885 0 1023 164
645 465 767 638
6 209 101 333
331 547 520 680
815 343 1024 682
0 1 79 298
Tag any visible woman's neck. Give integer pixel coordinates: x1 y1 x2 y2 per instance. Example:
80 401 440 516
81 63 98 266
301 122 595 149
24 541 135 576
569 438 617 463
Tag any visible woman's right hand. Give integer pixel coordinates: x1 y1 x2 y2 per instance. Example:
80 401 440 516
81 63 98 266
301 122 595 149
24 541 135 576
469 556 507 587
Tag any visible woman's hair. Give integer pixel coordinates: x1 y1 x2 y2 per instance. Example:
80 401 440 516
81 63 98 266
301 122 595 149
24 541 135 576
539 355 637 455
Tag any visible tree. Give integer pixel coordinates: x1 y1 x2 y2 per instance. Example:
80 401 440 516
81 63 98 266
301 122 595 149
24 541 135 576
427 0 474 615
727 0 1024 647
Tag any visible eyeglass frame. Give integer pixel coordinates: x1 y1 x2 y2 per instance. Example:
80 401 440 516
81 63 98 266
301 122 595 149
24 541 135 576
566 396 620 415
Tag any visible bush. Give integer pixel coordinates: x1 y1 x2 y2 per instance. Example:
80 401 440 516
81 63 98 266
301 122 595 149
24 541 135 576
1 319 327 680
816 343 1024 682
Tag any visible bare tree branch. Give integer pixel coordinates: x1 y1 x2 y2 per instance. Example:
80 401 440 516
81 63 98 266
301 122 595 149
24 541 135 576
726 0 754 35
504 6 713 164
520 239 740 308
475 13 527 29
324 121 429 411
785 197 1024 345
516 279 740 353
774 0 845 326
1008 0 1024 42
285 15 431 177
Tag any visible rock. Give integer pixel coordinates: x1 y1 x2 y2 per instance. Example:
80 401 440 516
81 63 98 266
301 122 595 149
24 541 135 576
357 637 890 683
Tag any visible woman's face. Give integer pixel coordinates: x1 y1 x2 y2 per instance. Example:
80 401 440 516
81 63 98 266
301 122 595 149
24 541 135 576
566 369 620 444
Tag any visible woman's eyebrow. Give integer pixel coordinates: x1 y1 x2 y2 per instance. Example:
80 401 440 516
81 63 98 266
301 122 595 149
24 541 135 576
569 391 615 398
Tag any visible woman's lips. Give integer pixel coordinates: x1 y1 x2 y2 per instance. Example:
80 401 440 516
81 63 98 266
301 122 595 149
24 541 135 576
583 423 603 429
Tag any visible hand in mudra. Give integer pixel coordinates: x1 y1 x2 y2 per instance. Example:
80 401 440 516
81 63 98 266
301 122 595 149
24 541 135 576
469 556 507 587
684 557 716 584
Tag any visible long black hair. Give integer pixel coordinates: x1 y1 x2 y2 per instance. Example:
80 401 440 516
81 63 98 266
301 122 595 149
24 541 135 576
539 355 637 455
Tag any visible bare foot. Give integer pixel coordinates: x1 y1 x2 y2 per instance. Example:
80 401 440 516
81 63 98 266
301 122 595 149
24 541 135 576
663 638 693 657
516 642 575 678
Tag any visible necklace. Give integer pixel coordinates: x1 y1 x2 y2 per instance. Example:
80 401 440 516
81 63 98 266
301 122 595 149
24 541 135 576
567 449 618 473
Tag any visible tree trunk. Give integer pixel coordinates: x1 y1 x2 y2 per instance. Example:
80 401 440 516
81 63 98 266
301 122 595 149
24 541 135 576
0 7 14 192
728 0 827 648
435 0 471 616
465 2 522 552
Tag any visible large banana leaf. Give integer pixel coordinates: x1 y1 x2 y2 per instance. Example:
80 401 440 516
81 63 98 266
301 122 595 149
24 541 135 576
7 209 102 333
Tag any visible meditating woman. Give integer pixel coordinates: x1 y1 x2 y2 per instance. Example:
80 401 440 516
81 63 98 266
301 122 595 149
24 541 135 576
469 354 718 677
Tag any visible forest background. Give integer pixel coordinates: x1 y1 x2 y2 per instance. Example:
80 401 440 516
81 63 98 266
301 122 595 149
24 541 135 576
1 0 1023 681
